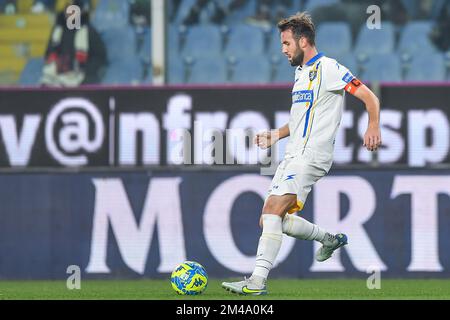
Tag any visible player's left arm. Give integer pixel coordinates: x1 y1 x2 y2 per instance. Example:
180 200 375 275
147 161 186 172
346 79 382 151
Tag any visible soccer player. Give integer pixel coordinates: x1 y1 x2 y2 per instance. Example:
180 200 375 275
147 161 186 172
222 12 381 295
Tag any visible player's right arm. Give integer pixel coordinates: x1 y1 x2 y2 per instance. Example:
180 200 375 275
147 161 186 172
254 123 290 149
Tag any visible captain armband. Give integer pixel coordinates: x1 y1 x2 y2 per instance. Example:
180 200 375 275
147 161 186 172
344 78 362 95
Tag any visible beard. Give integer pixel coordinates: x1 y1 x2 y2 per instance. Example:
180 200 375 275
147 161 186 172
290 45 304 66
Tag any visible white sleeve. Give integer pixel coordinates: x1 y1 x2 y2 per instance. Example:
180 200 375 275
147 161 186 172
323 60 355 92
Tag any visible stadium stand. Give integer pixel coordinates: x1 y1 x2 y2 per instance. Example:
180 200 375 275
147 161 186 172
182 24 223 57
101 58 142 85
167 56 185 84
173 0 197 25
398 21 438 57
336 53 358 76
0 0 449 86
91 0 128 32
0 12 51 84
304 0 340 12
272 59 295 83
315 22 352 58
404 52 446 81
100 25 137 64
354 22 396 60
188 56 227 84
18 57 44 85
225 24 266 57
225 0 257 25
138 27 151 64
229 55 271 84
361 53 403 83
269 28 284 59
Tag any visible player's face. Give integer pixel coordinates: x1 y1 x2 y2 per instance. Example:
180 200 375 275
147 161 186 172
281 29 304 66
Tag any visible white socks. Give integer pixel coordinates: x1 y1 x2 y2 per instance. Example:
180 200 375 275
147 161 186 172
250 214 328 282
282 214 327 243
251 214 283 281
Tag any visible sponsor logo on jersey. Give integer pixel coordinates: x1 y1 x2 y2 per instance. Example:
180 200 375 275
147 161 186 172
292 90 314 104
309 70 317 81
342 72 354 83
284 174 296 181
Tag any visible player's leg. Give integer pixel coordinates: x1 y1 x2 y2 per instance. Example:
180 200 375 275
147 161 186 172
252 194 297 280
222 194 296 295
282 213 327 242
282 213 348 261
280 163 348 262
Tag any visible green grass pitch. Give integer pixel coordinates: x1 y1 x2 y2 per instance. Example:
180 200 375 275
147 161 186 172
1 279 450 300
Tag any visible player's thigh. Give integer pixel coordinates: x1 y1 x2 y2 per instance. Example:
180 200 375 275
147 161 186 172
282 159 327 204
266 159 288 195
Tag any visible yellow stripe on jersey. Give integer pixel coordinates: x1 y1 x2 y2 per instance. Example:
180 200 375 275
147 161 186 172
304 64 316 107
304 63 322 146
302 63 319 136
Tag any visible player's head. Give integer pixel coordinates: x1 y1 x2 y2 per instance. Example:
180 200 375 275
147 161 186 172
277 12 316 66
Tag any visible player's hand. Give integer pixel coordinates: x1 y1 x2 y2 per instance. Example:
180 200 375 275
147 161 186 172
254 131 279 149
363 125 382 151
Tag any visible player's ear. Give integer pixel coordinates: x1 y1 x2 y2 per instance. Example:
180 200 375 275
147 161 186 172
299 36 308 49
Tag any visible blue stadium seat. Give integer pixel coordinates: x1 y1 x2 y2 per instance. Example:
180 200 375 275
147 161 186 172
405 53 446 81
230 56 271 84
92 0 129 32
401 0 446 20
226 24 265 57
102 60 142 85
398 21 438 56
273 60 296 83
183 25 223 58
19 58 44 86
316 22 352 58
142 69 153 85
269 29 283 58
361 53 402 83
168 25 182 52
138 29 152 65
188 56 227 84
354 22 395 59
224 0 257 24
100 26 137 64
174 0 198 24
304 0 340 12
167 55 186 84
335 54 359 76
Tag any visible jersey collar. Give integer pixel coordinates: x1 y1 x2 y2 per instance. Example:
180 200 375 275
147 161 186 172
296 52 324 72
305 52 324 66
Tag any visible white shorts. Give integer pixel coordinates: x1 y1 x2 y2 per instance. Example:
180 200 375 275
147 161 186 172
266 149 329 213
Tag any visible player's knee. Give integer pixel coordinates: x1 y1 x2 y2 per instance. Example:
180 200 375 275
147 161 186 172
262 202 283 216
262 195 296 216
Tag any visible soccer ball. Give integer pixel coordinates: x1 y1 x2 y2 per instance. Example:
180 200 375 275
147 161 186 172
170 261 208 295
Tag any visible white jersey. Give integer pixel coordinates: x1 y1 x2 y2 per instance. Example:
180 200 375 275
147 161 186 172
284 52 354 170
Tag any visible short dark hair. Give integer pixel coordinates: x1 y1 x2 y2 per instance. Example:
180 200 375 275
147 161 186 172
277 12 315 46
